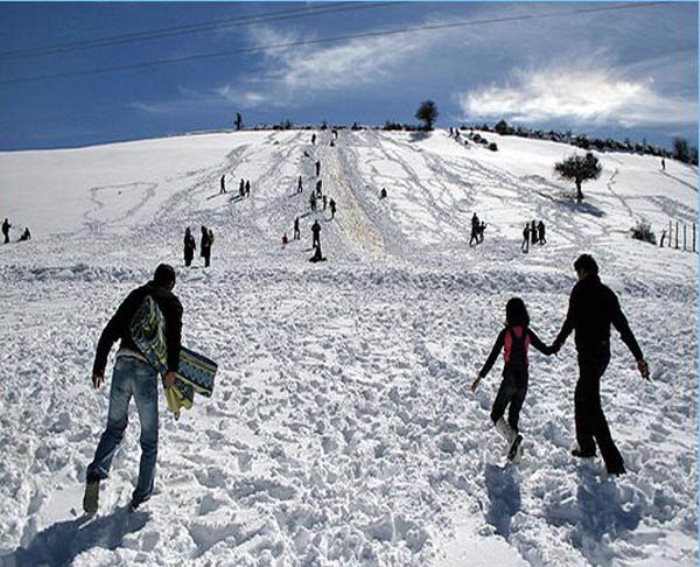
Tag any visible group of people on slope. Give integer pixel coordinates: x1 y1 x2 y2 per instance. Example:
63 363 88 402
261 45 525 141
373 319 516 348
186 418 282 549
219 174 251 198
183 226 214 268
3 218 31 244
472 254 649 474
522 220 547 253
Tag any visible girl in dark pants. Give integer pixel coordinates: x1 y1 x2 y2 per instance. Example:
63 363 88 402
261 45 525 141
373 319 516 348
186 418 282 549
472 297 554 459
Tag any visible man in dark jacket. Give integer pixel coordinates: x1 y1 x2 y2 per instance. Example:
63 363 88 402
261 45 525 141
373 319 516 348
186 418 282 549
552 254 649 475
84 264 183 513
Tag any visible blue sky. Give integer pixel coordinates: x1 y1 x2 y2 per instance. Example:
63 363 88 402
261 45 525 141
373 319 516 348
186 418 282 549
0 1 697 150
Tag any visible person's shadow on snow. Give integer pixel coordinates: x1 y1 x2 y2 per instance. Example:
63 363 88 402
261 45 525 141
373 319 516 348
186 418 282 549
2 506 148 567
574 469 643 543
484 463 521 538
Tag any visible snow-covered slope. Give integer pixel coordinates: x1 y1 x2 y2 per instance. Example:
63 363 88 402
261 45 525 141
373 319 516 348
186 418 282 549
0 129 696 566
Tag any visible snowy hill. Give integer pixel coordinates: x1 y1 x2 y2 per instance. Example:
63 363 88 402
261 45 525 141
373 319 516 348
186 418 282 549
0 129 696 566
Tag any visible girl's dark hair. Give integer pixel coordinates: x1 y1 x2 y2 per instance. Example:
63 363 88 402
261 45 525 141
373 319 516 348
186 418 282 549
506 297 529 327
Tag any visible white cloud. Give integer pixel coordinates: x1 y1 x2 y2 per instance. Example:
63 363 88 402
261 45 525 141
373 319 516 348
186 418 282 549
228 24 441 106
460 63 697 128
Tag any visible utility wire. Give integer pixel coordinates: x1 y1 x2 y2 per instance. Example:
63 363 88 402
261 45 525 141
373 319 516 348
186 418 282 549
0 2 400 60
0 2 664 87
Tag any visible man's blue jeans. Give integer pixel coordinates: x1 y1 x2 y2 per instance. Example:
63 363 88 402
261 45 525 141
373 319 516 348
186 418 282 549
87 355 159 503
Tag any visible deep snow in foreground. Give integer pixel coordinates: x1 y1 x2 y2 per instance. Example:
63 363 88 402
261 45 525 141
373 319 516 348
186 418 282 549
0 129 697 566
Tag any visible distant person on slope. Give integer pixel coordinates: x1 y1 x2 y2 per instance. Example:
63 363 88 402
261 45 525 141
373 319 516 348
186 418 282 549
471 213 480 233
2 218 11 244
521 224 530 253
551 254 649 476
531 220 538 244
220 174 226 195
537 221 547 245
471 297 555 461
329 198 336 220
201 226 214 268
245 180 251 197
84 263 182 514
293 217 301 240
469 222 480 247
311 219 321 249
183 227 196 267
298 175 303 193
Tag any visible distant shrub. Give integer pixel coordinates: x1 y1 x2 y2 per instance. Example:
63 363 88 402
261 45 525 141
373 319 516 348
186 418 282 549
383 121 404 131
631 220 656 245
494 119 510 135
488 142 498 152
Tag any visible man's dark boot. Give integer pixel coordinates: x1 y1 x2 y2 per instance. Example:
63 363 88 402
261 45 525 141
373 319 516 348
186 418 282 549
571 448 596 459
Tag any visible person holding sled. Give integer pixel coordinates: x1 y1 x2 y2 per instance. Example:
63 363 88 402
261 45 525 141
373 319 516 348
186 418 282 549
183 227 196 267
84 263 182 513
551 254 649 475
471 297 554 461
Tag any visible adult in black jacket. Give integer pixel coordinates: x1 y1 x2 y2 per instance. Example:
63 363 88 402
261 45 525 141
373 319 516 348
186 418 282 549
85 264 183 513
552 254 649 475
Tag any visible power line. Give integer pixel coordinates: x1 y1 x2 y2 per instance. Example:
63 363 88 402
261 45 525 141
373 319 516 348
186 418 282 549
0 2 400 60
0 2 664 87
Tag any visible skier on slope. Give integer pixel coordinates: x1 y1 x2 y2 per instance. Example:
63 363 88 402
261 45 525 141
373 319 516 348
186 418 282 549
471 297 555 461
